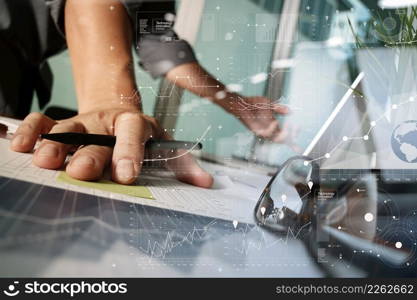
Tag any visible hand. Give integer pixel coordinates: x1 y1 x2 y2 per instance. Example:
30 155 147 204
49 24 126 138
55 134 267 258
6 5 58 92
229 96 301 152
10 110 213 188
229 96 286 138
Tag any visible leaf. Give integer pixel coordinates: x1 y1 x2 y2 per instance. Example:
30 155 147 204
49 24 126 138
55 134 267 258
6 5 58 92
347 17 363 48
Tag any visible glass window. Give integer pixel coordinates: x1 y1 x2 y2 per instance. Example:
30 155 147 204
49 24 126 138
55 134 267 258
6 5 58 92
273 0 417 170
173 0 284 160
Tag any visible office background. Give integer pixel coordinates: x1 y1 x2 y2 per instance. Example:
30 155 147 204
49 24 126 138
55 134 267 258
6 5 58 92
29 0 402 165
3 0 417 278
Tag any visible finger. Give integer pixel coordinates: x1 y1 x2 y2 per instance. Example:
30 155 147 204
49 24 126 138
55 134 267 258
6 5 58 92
263 120 290 143
33 121 84 169
256 120 280 139
10 112 56 152
112 112 148 184
66 144 112 181
162 134 213 188
271 127 289 144
272 104 290 115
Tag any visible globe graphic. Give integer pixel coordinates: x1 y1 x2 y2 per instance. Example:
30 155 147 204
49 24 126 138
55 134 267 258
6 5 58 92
391 120 417 163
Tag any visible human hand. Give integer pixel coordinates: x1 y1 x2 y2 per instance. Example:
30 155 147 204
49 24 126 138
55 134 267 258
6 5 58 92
230 96 299 149
10 110 213 188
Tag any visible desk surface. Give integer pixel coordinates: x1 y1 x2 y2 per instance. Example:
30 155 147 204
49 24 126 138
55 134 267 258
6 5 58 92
0 177 323 277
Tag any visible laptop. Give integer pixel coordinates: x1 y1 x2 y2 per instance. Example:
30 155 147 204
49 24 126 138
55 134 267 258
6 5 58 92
303 47 417 178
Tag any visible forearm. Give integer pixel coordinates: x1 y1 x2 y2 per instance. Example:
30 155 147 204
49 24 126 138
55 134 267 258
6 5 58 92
65 0 141 113
165 62 240 113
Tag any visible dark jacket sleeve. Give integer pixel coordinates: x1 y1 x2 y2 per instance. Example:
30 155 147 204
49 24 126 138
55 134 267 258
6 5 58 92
122 0 197 78
136 30 197 78
44 0 198 78
50 0 197 78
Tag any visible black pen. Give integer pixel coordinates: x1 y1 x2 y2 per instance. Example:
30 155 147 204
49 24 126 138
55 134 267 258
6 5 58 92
40 132 202 150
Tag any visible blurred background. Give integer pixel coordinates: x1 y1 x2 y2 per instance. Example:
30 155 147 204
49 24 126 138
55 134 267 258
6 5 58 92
30 0 417 168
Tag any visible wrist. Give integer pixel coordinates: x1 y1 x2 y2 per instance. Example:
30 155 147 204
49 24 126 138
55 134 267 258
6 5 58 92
78 92 142 114
79 101 141 114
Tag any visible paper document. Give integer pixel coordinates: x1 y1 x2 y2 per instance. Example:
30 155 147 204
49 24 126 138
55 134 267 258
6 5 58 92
0 117 269 223
57 171 154 199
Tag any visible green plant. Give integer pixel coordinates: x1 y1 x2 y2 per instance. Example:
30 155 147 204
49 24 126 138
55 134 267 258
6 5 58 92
348 7 417 48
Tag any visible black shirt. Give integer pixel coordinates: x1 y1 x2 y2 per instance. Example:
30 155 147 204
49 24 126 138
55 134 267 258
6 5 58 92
0 0 196 117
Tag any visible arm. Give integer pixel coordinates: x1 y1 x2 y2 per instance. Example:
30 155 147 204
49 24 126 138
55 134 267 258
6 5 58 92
165 62 291 143
66 0 140 113
56 0 143 184
131 7 289 142
10 0 212 187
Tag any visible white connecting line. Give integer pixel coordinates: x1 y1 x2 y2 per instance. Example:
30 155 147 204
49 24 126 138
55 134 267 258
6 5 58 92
137 220 217 259
143 125 211 162
231 222 311 255
122 76 220 99
304 72 416 164
234 95 286 111
303 72 365 158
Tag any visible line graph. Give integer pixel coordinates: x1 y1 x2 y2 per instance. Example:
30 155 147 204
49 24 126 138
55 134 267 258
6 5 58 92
234 95 288 111
143 125 211 162
224 222 310 256
0 206 219 258
303 72 364 157
298 70 416 164
0 188 312 273
307 95 416 164
135 220 217 259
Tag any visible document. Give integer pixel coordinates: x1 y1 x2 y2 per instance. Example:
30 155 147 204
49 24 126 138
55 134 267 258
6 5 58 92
57 171 154 199
0 117 269 223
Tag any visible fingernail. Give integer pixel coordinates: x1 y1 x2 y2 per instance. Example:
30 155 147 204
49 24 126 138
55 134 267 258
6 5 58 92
12 135 25 148
116 159 135 181
71 156 95 168
38 144 59 157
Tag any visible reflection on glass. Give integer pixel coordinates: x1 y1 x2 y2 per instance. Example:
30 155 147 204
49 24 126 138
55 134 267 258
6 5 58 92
255 157 316 232
255 157 417 276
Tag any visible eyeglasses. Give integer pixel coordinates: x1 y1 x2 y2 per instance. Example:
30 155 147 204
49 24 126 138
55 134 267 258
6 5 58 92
254 156 318 233
254 156 417 277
